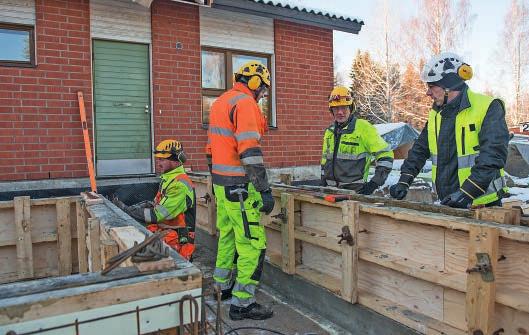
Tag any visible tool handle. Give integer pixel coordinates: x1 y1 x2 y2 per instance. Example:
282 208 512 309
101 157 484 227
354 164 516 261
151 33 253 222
238 194 258 240
323 194 351 202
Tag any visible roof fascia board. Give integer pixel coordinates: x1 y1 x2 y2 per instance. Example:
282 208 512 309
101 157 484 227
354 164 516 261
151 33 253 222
212 0 363 34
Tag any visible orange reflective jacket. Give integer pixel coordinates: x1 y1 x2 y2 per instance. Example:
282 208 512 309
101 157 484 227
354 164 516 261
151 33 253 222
207 83 267 187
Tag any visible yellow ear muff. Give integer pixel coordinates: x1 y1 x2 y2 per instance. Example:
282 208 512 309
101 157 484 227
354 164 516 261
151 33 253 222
458 64 473 81
247 75 262 90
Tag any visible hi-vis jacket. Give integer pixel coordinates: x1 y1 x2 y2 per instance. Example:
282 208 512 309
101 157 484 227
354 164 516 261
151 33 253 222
427 89 508 205
145 165 196 228
206 83 269 192
321 116 394 187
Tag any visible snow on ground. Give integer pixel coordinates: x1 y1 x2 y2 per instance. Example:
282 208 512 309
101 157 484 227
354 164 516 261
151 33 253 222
508 188 529 202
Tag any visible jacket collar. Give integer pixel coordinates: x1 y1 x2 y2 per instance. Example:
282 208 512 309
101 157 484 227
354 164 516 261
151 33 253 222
233 82 256 100
161 165 185 181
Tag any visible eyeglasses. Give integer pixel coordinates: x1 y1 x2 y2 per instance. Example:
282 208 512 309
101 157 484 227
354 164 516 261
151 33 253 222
328 95 352 102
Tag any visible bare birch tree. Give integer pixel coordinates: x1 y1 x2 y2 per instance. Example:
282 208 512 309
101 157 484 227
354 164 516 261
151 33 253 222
497 0 529 126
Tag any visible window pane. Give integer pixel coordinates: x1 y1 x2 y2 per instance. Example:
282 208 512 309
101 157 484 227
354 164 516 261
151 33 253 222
232 54 268 75
202 95 218 123
0 28 30 62
201 50 225 89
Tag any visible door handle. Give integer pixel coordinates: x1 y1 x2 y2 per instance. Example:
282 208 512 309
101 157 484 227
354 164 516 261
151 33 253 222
145 105 150 114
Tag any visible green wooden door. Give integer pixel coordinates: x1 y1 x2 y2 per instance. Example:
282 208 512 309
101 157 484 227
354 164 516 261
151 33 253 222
93 40 152 176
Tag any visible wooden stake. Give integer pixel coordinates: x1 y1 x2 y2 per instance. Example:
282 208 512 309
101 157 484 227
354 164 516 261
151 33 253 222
341 201 359 303
76 200 88 273
280 193 296 274
56 199 72 276
87 218 102 272
474 207 520 225
465 226 498 334
14 196 33 279
100 239 119 268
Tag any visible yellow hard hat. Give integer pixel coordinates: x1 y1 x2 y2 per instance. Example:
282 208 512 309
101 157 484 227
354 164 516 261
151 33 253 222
328 86 353 108
154 139 186 163
234 61 271 90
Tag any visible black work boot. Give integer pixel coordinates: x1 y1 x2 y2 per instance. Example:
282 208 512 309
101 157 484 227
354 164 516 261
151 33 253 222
229 303 273 320
220 288 232 301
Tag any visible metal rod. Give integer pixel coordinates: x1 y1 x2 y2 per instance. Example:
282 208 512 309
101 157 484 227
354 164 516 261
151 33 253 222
136 306 141 335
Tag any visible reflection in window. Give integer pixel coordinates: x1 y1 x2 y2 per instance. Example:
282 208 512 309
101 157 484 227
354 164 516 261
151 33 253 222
0 24 34 66
201 50 225 89
202 96 217 124
232 54 268 76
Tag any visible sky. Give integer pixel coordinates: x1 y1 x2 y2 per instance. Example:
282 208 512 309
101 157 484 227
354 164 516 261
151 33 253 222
277 0 510 97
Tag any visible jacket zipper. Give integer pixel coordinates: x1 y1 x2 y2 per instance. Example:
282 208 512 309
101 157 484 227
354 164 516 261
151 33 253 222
332 127 341 181
461 126 466 155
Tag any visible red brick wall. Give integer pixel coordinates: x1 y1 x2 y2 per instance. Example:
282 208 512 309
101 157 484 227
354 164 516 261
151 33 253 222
0 0 92 181
263 20 334 168
151 0 205 173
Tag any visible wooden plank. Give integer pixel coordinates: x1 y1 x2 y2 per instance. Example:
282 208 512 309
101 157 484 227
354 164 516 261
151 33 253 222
0 233 56 247
359 290 465 335
280 193 295 274
295 229 341 253
341 201 358 303
295 265 341 295
56 198 72 276
31 196 79 206
466 226 499 334
87 218 102 272
474 207 520 225
14 196 33 280
76 201 88 273
360 204 529 243
100 239 119 268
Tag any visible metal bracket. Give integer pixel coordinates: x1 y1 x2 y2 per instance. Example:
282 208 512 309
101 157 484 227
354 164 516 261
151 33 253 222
466 252 494 282
337 226 354 246
271 206 288 224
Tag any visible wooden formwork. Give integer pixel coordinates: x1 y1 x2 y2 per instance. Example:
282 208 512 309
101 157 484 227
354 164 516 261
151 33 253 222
0 195 83 284
0 193 202 334
190 174 529 335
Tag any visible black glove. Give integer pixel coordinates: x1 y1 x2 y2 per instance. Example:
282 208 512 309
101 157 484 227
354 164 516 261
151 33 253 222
389 182 409 200
260 189 275 215
441 190 473 209
358 180 379 195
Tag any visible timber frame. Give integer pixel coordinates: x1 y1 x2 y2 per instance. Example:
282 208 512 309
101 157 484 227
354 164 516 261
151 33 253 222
190 173 529 335
0 193 202 334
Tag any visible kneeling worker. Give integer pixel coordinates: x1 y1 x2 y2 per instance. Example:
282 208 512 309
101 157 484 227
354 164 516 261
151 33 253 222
117 139 196 260
321 86 394 194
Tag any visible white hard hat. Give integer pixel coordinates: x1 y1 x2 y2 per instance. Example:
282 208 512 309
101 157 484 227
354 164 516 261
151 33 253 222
420 52 472 87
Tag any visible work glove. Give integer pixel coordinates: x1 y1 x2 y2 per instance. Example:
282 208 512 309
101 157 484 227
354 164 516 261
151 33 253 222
260 189 275 215
441 190 473 209
389 182 409 200
358 180 379 195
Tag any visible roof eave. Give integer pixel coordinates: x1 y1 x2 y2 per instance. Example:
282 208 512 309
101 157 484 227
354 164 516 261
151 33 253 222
211 0 363 34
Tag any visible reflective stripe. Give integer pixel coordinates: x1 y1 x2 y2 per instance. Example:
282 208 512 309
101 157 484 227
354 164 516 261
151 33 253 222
212 164 245 174
431 155 437 165
486 176 506 194
144 208 153 223
240 156 264 165
373 145 392 156
178 178 193 192
457 154 479 169
229 94 248 105
231 295 256 308
235 131 260 142
233 282 256 296
209 126 234 137
376 160 393 168
213 267 231 280
155 204 171 219
336 152 368 160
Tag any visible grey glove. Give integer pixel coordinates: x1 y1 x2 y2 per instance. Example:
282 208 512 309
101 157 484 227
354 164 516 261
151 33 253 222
358 180 379 195
260 189 275 215
389 182 409 200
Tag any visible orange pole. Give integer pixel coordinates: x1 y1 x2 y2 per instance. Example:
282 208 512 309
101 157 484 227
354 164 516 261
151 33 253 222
77 91 97 193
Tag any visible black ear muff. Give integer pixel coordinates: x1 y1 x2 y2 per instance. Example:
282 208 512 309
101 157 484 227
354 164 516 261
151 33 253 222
177 151 187 164
458 64 473 81
247 75 262 90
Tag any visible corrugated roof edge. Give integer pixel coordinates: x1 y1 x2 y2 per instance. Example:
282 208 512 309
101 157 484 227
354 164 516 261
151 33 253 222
252 0 364 25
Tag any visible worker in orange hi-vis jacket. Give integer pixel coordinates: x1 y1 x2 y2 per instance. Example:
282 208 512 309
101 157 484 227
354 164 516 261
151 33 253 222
206 61 275 321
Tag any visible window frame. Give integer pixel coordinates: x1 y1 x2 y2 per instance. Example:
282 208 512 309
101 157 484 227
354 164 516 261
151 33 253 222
201 46 273 127
0 22 35 67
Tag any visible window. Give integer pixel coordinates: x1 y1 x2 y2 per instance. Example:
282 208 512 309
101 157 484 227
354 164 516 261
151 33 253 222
0 23 35 67
201 47 273 126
